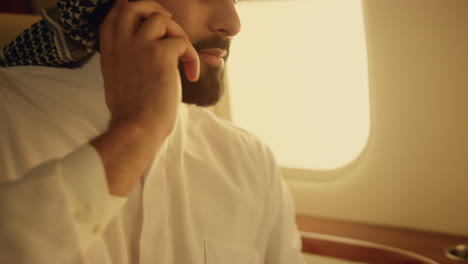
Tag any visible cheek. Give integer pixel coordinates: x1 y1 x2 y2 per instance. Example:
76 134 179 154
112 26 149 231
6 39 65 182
176 14 203 43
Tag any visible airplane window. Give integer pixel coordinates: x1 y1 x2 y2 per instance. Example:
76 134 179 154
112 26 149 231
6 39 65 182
226 0 370 172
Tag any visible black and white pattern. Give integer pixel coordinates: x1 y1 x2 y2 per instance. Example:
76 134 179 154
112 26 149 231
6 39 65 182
0 0 111 68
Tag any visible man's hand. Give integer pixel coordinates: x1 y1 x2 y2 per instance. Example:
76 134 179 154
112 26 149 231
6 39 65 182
100 0 199 134
91 0 199 197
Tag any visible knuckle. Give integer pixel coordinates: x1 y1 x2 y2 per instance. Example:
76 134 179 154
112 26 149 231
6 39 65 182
155 41 171 53
131 1 166 15
148 44 166 58
173 36 189 47
148 12 164 23
148 1 167 13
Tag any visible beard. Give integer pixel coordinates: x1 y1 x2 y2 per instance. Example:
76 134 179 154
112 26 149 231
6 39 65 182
179 62 225 107
179 37 230 107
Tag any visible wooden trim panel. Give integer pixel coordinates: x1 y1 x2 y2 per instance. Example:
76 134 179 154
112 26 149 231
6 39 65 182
297 215 468 264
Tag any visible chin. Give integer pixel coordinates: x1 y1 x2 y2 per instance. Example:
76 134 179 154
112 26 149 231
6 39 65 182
180 65 225 107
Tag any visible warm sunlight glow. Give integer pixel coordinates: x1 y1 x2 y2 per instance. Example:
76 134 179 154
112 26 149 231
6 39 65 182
227 0 370 170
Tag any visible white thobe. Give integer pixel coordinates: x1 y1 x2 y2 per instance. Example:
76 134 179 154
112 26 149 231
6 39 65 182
0 54 305 264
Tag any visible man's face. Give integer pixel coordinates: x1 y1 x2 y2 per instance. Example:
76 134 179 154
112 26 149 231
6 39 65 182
146 0 241 107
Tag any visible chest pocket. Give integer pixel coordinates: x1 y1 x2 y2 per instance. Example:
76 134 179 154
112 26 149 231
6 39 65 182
204 240 260 264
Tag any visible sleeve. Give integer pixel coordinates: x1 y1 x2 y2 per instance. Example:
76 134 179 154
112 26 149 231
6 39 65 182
263 149 306 264
0 144 127 264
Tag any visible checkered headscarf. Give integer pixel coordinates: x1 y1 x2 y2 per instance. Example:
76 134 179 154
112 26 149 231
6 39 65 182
0 0 114 67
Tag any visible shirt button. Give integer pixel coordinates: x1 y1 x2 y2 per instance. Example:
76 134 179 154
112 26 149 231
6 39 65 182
93 224 104 235
75 210 88 222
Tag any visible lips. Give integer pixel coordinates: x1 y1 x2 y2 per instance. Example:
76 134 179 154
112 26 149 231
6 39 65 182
198 49 228 58
197 49 227 67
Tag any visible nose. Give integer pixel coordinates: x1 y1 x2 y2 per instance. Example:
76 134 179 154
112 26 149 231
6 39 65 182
208 0 241 38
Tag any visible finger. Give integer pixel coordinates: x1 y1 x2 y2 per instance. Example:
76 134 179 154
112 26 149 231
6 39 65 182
99 0 126 55
136 13 186 41
159 37 200 82
115 1 172 41
183 57 200 82
137 15 199 81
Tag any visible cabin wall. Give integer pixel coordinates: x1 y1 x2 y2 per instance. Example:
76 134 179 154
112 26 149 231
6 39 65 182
286 0 468 236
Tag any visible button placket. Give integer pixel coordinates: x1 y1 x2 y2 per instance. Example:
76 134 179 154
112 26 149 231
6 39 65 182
75 209 88 222
74 204 102 235
139 141 170 264
92 224 104 235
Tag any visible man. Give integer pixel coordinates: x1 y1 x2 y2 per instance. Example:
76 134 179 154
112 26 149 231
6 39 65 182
0 0 305 263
